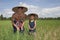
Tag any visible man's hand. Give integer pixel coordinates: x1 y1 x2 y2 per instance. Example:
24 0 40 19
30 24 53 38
21 27 23 30
17 27 20 31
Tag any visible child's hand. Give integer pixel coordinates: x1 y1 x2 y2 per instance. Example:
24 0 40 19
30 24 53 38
31 28 34 30
29 28 34 30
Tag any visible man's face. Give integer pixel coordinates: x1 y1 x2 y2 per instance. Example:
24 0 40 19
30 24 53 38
18 8 23 13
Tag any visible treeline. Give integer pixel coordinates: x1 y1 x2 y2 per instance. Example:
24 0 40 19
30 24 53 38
0 15 11 20
0 14 60 20
39 17 60 20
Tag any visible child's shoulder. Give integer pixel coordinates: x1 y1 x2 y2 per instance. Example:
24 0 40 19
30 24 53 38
29 20 36 22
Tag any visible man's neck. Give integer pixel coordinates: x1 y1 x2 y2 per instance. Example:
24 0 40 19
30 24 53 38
18 12 24 14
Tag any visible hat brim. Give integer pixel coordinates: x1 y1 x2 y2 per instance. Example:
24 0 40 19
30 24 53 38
28 13 38 19
12 6 28 12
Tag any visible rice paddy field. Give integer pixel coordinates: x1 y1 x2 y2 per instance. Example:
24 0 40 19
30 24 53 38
0 20 60 40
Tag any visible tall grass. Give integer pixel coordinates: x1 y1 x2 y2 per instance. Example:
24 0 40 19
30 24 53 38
0 20 60 40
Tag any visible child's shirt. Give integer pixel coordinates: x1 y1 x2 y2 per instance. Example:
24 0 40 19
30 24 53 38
29 20 35 28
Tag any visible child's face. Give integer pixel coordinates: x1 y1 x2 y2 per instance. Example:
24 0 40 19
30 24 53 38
30 15 34 20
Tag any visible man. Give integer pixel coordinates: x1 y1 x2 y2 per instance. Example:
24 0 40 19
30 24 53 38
12 6 28 33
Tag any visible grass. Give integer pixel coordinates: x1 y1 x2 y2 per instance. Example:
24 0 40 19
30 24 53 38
0 20 60 40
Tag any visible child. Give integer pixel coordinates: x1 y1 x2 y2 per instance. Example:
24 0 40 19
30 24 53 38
28 13 38 36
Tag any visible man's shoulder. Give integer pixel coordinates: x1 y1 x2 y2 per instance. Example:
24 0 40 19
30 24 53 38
12 13 17 16
23 14 27 16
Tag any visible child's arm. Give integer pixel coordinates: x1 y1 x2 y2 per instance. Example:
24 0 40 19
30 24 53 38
28 25 31 29
32 20 36 30
28 22 32 30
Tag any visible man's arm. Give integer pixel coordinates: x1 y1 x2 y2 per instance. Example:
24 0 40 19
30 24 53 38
11 14 18 28
21 22 24 30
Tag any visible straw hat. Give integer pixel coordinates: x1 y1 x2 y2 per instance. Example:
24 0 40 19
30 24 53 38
12 6 28 12
28 13 38 19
